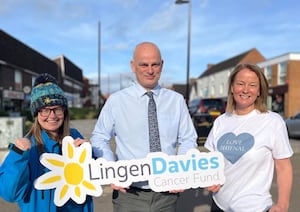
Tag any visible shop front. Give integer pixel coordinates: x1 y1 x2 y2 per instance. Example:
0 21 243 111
1 89 24 116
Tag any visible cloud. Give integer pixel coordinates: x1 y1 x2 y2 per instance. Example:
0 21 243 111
1 0 300 95
57 23 97 41
0 0 19 15
141 3 179 33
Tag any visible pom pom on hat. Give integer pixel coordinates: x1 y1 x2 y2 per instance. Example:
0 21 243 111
33 72 58 86
30 73 68 117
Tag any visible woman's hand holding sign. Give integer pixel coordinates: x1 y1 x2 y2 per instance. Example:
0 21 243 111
111 184 129 193
207 184 221 193
169 189 185 193
15 138 31 151
73 138 89 147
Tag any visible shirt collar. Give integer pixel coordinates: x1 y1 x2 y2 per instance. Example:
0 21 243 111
135 82 161 97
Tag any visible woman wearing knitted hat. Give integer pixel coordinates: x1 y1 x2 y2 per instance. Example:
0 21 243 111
0 73 94 211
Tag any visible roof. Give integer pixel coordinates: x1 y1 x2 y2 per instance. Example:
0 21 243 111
53 55 83 82
199 48 265 78
0 29 59 78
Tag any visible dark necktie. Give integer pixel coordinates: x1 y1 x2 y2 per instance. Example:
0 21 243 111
146 91 161 152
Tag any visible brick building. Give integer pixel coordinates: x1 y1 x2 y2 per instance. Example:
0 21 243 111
190 48 300 118
258 53 300 118
0 29 84 113
53 55 83 107
190 48 265 101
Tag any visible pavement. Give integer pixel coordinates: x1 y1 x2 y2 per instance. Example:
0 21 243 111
0 119 300 212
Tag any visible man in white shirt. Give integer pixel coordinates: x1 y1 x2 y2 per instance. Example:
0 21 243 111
91 41 197 212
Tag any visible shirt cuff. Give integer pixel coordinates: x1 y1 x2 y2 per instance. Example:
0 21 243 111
8 143 24 155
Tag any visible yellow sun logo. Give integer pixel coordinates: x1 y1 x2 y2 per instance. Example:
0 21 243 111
34 136 102 206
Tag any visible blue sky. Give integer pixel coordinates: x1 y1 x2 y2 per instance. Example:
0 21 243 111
1 0 299 94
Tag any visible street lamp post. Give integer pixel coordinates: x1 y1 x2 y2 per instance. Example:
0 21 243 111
98 21 101 108
175 0 191 104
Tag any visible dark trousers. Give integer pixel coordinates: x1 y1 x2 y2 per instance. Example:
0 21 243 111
210 199 224 212
210 199 270 212
112 187 179 212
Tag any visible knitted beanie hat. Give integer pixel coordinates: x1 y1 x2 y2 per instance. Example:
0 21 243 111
30 73 68 117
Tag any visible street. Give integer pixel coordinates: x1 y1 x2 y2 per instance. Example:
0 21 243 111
0 119 299 212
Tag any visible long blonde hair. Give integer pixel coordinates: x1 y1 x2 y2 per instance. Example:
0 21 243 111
226 63 269 113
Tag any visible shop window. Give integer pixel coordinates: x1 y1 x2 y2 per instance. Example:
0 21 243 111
264 66 272 86
15 70 22 90
32 75 36 86
277 62 287 85
272 94 284 117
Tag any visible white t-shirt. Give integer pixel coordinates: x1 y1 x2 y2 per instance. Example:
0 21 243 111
205 110 293 212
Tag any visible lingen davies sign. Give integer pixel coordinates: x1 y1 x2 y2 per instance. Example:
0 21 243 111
35 136 225 206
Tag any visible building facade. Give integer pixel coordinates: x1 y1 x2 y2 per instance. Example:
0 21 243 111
190 48 300 118
0 29 84 113
190 48 265 101
53 55 83 107
258 53 300 118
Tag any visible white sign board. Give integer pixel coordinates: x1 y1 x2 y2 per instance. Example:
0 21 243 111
35 136 225 206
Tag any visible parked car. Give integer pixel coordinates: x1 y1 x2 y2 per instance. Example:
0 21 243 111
188 98 226 118
285 112 300 138
192 113 214 144
188 98 226 144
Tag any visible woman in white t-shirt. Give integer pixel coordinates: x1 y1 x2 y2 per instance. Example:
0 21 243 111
205 63 293 212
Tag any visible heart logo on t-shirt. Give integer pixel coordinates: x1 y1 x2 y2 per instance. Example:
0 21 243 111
217 132 254 164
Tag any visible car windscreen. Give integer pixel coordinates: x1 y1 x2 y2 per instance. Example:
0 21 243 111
202 99 224 110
